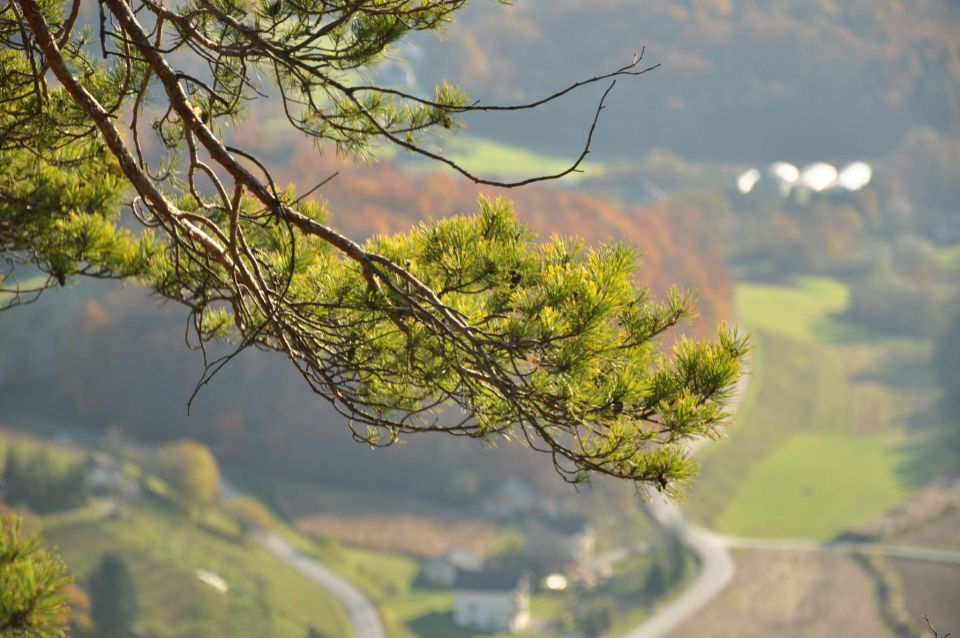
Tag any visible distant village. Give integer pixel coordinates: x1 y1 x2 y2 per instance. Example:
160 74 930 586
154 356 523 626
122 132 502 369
3 440 614 636
422 477 599 633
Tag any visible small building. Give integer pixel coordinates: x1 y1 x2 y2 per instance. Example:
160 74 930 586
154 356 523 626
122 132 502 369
421 546 483 587
550 514 596 566
452 570 530 634
523 514 596 577
86 452 139 500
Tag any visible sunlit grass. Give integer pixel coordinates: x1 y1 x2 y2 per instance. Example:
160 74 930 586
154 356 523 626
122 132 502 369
0 427 84 468
936 243 960 271
685 330 853 527
396 135 605 181
734 276 849 342
714 432 912 539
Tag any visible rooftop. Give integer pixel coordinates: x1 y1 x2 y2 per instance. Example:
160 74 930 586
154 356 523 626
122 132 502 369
453 570 527 592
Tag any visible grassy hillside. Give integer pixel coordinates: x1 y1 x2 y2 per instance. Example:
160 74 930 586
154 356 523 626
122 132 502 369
43 503 352 638
0 428 352 638
415 0 959 163
686 277 957 539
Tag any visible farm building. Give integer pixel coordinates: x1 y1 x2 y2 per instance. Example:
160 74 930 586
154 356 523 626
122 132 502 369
452 570 530 633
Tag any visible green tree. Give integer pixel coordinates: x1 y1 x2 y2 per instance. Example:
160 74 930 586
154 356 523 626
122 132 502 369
1 0 746 489
2 447 24 502
88 553 138 638
1 447 89 513
156 440 220 519
226 495 274 539
0 516 72 637
577 597 616 638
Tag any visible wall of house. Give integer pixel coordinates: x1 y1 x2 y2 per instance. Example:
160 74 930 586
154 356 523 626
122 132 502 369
453 590 529 633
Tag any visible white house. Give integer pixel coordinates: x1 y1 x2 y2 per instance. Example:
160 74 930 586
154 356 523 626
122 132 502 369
452 570 530 634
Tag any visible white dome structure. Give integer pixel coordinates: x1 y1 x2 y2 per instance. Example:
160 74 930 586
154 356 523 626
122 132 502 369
836 162 873 191
768 162 800 185
736 168 762 194
799 162 838 192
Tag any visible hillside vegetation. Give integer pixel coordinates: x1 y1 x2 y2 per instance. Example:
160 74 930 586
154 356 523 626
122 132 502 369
414 0 959 163
0 429 351 638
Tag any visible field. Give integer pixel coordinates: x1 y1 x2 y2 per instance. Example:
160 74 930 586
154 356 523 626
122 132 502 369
732 276 849 341
890 559 960 635
714 433 912 538
686 276 957 539
936 242 960 271
396 134 604 181
0 426 85 466
664 549 896 638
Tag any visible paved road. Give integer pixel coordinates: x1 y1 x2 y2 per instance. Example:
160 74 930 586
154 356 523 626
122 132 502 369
221 480 384 638
720 534 960 566
620 495 734 638
258 532 386 638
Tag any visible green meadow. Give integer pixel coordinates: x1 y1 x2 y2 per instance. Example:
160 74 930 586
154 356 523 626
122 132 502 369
396 135 604 181
732 276 848 341
936 242 960 271
714 432 912 539
686 277 956 539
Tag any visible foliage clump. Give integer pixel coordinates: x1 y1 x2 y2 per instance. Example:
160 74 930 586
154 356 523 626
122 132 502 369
0 0 745 490
88 553 138 638
156 440 221 519
0 517 72 637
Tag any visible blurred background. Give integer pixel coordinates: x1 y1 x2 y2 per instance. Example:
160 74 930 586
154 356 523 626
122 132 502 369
1 1 958 637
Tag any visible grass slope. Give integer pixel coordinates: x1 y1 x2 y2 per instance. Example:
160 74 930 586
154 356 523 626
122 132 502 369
733 276 848 341
715 433 911 538
686 276 956 539
396 135 604 181
43 502 351 638
684 329 853 530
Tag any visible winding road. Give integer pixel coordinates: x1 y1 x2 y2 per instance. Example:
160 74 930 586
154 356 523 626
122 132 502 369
221 480 384 638
620 496 734 638
258 532 386 638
